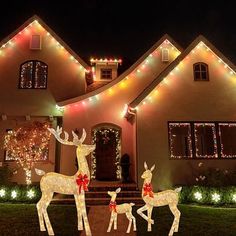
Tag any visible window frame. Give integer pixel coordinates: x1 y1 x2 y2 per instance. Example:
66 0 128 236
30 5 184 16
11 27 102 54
168 121 236 160
19 60 48 89
193 62 209 81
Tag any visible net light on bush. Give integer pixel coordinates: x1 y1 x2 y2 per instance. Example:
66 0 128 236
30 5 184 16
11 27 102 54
232 194 236 202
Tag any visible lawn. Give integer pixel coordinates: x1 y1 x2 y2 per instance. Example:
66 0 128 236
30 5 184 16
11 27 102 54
0 203 235 235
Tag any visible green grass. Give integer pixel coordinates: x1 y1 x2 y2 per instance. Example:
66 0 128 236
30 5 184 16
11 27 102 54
0 203 235 235
134 204 236 236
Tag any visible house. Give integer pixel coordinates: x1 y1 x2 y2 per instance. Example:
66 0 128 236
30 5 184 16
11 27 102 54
1 15 236 191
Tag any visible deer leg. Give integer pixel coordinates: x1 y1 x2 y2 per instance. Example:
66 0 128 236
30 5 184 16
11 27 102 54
107 212 115 232
125 212 132 233
168 204 181 236
114 213 117 230
74 194 83 230
36 197 46 231
80 194 92 236
42 192 54 236
131 211 137 231
147 206 153 232
137 205 154 224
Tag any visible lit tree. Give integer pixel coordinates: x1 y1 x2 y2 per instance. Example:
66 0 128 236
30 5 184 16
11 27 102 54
4 121 51 185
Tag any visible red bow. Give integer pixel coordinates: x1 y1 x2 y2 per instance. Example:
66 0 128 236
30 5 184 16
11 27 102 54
109 201 117 212
143 183 154 198
76 174 89 194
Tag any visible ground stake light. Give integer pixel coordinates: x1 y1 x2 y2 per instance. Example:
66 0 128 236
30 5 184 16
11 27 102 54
36 127 95 236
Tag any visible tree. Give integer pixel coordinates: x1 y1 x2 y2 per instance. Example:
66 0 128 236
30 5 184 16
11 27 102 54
4 121 51 185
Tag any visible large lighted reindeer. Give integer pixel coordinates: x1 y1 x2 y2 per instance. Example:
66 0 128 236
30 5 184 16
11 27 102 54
36 127 95 236
137 162 182 236
107 187 136 233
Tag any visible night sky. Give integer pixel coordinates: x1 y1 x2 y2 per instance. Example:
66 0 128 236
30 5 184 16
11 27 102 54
0 1 235 72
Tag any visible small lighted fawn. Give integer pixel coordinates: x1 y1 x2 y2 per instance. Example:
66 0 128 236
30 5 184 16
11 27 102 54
137 162 181 236
36 127 95 236
107 187 136 233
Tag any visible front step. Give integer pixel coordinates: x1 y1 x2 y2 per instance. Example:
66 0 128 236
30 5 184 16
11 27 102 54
52 181 144 206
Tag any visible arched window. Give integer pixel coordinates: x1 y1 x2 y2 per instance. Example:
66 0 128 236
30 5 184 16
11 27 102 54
19 60 48 89
193 62 209 81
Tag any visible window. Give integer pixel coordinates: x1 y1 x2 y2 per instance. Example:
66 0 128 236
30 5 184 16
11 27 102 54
194 123 218 158
219 123 236 158
162 48 169 62
101 68 112 80
169 123 193 158
193 62 209 81
19 60 48 89
168 122 236 159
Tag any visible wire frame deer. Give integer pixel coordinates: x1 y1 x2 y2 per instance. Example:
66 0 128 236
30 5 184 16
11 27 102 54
36 126 95 236
107 187 136 233
137 162 182 236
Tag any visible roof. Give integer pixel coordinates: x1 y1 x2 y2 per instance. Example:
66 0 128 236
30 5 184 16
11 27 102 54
0 15 89 70
58 34 182 106
128 35 236 110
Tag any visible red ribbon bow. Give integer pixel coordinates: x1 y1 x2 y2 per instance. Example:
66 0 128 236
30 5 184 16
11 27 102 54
109 201 117 212
143 183 154 198
76 174 89 194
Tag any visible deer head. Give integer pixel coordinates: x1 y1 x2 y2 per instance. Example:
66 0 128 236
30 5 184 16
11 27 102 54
48 126 96 156
141 162 155 180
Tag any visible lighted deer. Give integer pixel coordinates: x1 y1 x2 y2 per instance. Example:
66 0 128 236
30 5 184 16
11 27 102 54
107 187 136 233
36 126 95 236
137 162 182 236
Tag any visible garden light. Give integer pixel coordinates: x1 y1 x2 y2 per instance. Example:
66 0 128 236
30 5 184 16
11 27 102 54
0 189 5 197
27 189 35 199
11 190 17 199
194 191 202 201
212 193 220 203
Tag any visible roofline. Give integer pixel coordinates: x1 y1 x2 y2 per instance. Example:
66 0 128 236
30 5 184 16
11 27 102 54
128 35 236 108
58 34 183 106
0 15 89 69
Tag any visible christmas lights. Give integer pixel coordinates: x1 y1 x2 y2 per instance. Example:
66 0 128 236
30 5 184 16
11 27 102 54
212 193 220 203
137 162 181 236
4 121 51 185
107 187 136 233
36 127 95 236
219 123 236 158
91 128 121 179
194 123 218 158
194 191 202 201
169 123 193 159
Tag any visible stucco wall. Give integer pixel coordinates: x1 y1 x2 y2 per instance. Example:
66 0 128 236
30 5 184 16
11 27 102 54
61 42 179 183
137 47 236 190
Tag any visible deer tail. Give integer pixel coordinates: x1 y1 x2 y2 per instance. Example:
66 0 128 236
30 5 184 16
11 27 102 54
35 168 46 176
174 187 182 193
130 203 135 206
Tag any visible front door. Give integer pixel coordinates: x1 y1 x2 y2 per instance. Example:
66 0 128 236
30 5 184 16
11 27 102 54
92 127 121 181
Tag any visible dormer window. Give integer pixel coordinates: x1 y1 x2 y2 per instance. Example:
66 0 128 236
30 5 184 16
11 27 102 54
19 60 48 89
193 62 209 81
101 68 112 80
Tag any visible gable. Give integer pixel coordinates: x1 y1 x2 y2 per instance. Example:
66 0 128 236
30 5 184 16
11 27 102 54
0 15 89 102
128 36 236 114
58 34 182 107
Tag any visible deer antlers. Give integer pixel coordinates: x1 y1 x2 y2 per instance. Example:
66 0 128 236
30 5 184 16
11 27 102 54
48 126 86 146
